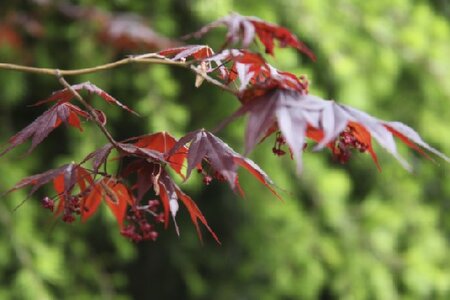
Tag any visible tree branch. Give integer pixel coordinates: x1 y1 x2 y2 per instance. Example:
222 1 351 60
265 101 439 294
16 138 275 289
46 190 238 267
0 55 184 76
0 53 238 95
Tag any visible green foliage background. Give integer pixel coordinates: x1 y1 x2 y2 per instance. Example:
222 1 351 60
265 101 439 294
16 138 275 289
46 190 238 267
0 0 449 299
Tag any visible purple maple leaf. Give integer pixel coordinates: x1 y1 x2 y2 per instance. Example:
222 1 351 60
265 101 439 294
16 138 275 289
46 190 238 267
220 89 450 172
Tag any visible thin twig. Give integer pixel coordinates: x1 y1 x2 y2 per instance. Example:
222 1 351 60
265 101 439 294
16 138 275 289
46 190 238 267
0 53 238 95
0 58 132 76
0 56 184 76
189 64 237 95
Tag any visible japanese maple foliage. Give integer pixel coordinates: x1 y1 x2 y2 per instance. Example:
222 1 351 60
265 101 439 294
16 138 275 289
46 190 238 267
184 12 316 60
167 129 279 198
0 102 89 157
33 81 139 116
1 12 448 244
220 89 450 172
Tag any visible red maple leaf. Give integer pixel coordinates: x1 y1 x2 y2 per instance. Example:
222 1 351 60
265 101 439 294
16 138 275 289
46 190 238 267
116 141 165 163
168 129 279 198
203 49 309 95
52 165 94 217
185 12 315 60
97 178 133 228
33 81 139 116
54 173 132 228
7 161 134 228
0 102 89 157
125 131 188 178
121 159 161 203
81 144 114 174
7 164 97 220
157 167 220 243
205 49 269 89
7 164 80 197
113 132 188 229
220 89 450 172
81 132 178 179
80 181 103 222
236 65 309 98
79 132 186 224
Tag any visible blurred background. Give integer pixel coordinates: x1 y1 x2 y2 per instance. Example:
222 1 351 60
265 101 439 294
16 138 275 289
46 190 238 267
0 0 449 299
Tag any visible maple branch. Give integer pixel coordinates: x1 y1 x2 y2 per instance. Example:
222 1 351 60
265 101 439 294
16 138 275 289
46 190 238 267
0 54 237 95
0 55 185 76
55 70 120 148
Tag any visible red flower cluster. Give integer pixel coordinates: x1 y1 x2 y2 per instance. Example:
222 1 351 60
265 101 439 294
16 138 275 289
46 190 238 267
121 200 163 242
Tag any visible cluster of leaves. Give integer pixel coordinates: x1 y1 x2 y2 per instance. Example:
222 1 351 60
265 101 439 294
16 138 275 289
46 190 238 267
1 13 448 243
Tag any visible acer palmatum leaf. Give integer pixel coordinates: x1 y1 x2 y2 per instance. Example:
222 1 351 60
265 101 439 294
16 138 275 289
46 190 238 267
7 164 75 197
383 122 438 160
7 164 98 221
205 49 269 90
169 130 235 187
117 142 165 163
252 18 316 59
119 158 185 232
157 170 180 233
33 81 139 116
81 182 103 222
56 174 132 228
125 132 188 179
100 178 132 229
232 157 281 199
237 65 309 98
81 144 114 174
185 12 315 60
53 165 94 216
216 90 278 154
206 50 309 94
121 159 161 203
168 129 278 198
0 102 89 157
157 168 220 243
221 89 449 173
176 188 220 244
